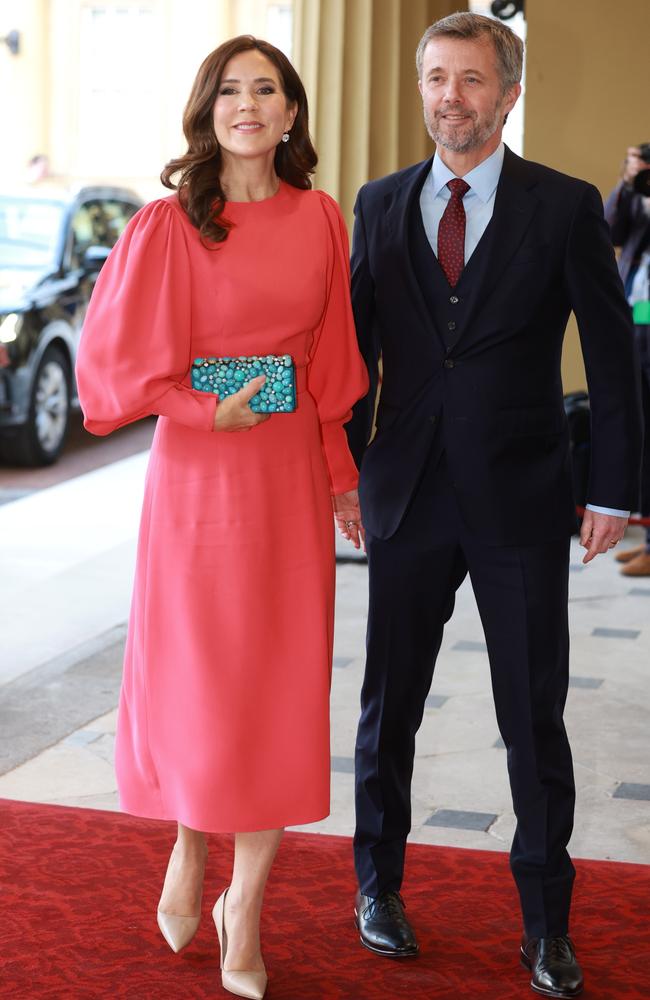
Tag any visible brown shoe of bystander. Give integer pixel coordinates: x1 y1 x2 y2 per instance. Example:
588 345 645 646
615 544 647 564
620 552 650 576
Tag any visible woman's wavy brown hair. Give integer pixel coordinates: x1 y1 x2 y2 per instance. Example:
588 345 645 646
161 35 317 244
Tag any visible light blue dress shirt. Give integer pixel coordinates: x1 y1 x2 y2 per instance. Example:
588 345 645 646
420 142 505 262
419 143 628 519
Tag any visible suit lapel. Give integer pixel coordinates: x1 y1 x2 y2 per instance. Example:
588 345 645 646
383 156 445 351
384 156 433 243
457 147 541 342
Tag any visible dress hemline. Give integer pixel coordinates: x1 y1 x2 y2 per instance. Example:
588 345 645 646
117 796 331 834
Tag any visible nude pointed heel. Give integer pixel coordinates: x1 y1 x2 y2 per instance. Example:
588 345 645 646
213 888 268 1000
157 909 200 953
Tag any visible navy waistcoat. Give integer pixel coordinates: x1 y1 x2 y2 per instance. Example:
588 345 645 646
408 193 496 356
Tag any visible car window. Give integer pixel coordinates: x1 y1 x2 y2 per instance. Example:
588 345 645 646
0 197 63 269
68 199 140 269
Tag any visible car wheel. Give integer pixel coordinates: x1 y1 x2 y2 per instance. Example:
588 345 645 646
0 345 71 466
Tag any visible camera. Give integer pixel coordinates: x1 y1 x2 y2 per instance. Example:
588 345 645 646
490 0 524 19
633 142 650 196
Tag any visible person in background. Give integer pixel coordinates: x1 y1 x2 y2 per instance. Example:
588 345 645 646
76 35 367 1000
605 146 650 576
346 12 642 999
25 154 51 184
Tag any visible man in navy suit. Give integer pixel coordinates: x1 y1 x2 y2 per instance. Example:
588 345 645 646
344 13 642 998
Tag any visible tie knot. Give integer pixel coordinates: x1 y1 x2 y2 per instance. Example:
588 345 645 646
447 178 470 199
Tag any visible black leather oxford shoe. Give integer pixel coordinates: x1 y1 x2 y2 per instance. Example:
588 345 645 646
521 935 584 998
354 890 419 957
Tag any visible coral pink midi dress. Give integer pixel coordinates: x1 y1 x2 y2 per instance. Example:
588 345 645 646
76 182 368 832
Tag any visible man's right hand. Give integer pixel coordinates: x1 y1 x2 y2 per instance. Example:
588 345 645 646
213 375 271 432
622 146 648 186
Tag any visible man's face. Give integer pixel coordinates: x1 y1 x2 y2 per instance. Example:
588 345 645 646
418 36 520 155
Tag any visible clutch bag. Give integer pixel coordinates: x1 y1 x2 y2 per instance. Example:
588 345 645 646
191 354 296 413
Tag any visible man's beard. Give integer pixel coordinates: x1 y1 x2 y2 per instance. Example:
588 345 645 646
424 100 502 154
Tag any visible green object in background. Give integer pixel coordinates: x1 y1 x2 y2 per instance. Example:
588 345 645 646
633 300 650 324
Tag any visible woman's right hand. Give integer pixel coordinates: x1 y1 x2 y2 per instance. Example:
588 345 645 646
213 375 271 432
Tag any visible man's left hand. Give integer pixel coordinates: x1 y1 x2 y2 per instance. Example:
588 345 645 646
580 510 628 564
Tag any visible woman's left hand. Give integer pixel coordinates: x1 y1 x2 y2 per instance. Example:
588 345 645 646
332 489 364 550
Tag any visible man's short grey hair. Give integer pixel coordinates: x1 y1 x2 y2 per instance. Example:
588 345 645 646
416 11 523 93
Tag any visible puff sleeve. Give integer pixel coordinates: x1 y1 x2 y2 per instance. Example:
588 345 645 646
307 193 369 494
76 199 217 435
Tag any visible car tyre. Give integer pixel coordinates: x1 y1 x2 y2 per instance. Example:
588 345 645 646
0 345 71 466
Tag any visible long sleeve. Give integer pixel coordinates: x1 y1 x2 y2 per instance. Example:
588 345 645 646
564 184 643 511
76 199 217 436
306 193 369 494
346 187 381 470
603 181 636 247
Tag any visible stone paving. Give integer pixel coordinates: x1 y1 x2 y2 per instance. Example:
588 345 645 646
0 450 648 865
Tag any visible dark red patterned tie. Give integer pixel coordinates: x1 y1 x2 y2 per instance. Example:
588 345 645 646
437 178 470 287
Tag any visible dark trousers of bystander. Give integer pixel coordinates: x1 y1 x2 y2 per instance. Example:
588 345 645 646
635 324 650 549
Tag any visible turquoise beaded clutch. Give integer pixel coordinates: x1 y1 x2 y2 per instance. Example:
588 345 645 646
191 354 297 413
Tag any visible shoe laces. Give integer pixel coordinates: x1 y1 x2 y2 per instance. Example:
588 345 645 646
365 891 406 920
544 936 574 962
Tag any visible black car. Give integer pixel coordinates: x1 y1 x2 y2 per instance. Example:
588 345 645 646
0 185 143 465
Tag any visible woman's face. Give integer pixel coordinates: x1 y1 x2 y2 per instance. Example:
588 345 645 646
213 50 296 162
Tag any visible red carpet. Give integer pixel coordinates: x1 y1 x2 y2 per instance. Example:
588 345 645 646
1 798 648 1000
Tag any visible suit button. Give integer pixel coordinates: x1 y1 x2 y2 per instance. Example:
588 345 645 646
443 358 455 369
450 295 459 304
429 415 437 424
447 321 456 331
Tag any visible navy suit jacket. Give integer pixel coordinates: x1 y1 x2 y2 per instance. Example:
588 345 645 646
346 147 643 543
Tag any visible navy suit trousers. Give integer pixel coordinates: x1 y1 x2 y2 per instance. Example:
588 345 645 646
354 449 576 938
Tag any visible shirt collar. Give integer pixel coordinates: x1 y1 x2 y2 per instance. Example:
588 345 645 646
431 142 505 203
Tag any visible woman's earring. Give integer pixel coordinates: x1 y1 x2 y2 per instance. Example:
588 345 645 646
281 132 290 143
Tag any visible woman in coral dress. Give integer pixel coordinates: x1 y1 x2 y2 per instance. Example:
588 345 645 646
76 35 367 1000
